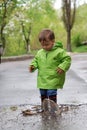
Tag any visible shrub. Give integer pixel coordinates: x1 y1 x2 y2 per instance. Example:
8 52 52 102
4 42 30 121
72 34 82 47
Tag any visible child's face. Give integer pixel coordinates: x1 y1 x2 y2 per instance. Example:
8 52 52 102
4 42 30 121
40 40 54 51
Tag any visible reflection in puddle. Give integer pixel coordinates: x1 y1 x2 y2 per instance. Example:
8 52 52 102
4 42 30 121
38 104 85 130
41 112 61 130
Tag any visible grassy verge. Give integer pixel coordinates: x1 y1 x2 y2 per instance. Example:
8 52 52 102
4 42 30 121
73 45 87 53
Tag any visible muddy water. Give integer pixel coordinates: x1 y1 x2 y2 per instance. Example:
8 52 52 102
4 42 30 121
0 104 87 130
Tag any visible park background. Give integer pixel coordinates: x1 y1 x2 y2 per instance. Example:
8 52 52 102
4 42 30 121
0 0 87 57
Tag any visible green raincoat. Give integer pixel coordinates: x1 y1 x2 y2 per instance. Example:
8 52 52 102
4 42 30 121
30 42 71 89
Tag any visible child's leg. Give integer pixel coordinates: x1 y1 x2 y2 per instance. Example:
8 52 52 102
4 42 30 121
39 89 48 111
41 95 47 102
39 89 47 103
47 89 57 103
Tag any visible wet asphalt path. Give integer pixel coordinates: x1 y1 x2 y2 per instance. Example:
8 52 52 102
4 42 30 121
0 53 87 130
0 53 87 106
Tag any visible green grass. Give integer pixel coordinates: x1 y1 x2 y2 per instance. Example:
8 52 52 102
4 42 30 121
73 45 87 53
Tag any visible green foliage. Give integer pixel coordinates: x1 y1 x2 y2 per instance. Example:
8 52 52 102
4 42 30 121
0 0 18 49
71 4 87 52
1 1 87 56
72 34 82 47
5 37 26 56
72 4 87 40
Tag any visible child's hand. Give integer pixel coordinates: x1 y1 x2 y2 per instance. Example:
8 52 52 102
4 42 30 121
57 68 64 74
29 65 35 72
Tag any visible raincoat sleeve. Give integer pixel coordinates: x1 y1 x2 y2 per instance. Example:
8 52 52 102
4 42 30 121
30 54 38 71
58 50 71 72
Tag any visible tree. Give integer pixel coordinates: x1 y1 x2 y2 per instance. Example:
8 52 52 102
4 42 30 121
0 0 17 52
14 0 56 53
0 0 58 55
21 21 32 53
61 0 76 52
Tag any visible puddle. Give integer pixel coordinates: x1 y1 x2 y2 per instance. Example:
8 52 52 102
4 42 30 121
0 104 87 130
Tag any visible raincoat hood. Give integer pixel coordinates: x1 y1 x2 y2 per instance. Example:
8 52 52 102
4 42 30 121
53 42 63 50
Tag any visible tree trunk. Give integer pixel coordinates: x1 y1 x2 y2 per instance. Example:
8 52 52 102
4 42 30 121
62 0 76 52
27 42 30 53
67 29 72 52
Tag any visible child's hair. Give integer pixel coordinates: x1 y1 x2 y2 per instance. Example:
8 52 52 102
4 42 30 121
39 29 55 42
